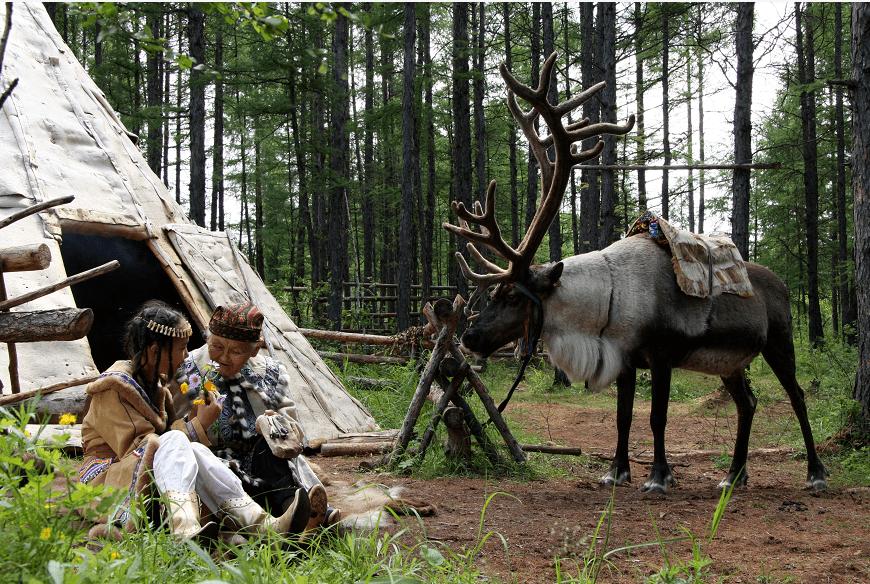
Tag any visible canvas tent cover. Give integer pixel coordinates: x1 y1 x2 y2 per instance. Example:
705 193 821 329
0 3 378 441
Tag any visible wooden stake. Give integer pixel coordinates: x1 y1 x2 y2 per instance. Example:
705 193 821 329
0 375 99 406
0 260 119 312
0 195 75 231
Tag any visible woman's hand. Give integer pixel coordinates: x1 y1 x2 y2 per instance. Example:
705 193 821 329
189 390 222 428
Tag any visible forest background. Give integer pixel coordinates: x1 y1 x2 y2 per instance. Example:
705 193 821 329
41 2 855 380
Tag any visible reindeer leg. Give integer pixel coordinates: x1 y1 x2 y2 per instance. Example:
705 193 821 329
640 364 676 493
718 370 756 489
762 343 829 489
600 369 635 487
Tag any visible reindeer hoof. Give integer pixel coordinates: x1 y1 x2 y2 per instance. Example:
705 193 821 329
718 470 748 490
639 480 670 494
599 467 630 487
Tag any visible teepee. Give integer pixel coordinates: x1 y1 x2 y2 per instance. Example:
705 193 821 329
0 3 378 441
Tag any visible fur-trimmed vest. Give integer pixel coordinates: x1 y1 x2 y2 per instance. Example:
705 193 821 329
78 361 175 539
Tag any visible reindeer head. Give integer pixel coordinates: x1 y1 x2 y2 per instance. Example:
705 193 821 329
443 52 634 358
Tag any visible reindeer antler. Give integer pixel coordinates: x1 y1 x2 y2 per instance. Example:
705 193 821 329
444 52 635 309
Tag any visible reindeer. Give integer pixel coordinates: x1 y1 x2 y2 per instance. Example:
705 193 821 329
445 53 828 494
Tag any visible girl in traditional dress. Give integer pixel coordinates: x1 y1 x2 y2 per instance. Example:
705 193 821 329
79 300 310 541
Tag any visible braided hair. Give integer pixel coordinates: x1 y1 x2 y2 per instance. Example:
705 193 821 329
122 300 188 403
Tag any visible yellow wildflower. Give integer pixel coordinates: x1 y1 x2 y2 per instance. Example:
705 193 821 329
180 382 189 393
110 551 120 560
40 527 51 539
192 399 205 406
59 413 77 425
205 381 216 392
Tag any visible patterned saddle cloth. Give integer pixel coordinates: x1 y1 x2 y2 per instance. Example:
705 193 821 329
626 210 754 299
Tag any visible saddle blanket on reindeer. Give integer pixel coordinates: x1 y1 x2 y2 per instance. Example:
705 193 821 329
627 211 754 299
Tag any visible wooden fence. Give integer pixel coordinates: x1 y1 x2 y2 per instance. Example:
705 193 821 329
283 282 458 334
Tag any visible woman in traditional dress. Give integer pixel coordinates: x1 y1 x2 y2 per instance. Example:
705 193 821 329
173 301 339 534
78 300 311 541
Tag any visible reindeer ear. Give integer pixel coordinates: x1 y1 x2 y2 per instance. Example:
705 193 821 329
534 262 564 291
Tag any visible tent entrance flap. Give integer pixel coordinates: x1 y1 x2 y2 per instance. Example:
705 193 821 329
59 232 203 372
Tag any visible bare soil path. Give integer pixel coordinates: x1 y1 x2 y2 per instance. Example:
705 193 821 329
314 391 870 584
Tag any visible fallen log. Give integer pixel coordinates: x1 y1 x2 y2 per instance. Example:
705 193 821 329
344 376 398 390
519 444 583 456
317 351 408 365
320 441 394 457
299 328 395 346
0 308 93 343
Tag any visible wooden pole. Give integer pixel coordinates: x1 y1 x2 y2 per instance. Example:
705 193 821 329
416 362 469 459
449 343 526 463
391 296 465 462
0 375 99 406
317 351 408 365
0 260 119 312
574 162 781 171
0 196 75 231
0 272 19 394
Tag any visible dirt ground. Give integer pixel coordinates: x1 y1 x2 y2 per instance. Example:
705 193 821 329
313 390 870 584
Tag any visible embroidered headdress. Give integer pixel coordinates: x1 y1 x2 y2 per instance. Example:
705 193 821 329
209 301 263 342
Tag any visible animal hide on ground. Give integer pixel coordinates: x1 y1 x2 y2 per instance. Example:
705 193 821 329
323 479 437 532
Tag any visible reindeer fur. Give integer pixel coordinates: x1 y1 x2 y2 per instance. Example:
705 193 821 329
462 233 828 494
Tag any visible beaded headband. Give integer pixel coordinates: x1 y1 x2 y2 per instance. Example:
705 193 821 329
139 317 193 338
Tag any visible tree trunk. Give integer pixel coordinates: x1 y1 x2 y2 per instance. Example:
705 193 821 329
398 2 417 333
836 3 856 344
697 32 707 234
423 5 436 316
686 58 695 233
732 2 753 260
452 2 472 302
505 3 519 249
525 3 541 235
661 7 671 220
187 4 206 227
566 4 579 255
328 7 350 331
852 1 870 421
634 2 647 212
210 27 224 232
597 2 617 248
146 8 162 178
796 2 824 347
363 4 375 288
579 2 599 252
254 133 264 278
543 2 561 262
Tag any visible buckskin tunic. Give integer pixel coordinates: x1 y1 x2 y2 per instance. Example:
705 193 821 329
79 361 177 539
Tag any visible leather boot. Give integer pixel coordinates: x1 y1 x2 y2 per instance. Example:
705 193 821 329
304 485 328 532
218 489 310 537
162 490 218 541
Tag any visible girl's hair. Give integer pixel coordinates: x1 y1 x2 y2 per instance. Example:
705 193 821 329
122 300 188 401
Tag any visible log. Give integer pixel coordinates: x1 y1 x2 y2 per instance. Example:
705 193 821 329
444 406 471 459
300 328 396 346
0 260 120 311
0 375 97 407
317 351 408 365
344 376 398 390
519 444 583 456
320 442 394 457
439 356 462 378
0 308 93 343
0 195 75 230
0 243 51 272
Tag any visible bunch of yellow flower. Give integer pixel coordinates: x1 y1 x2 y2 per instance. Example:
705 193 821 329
59 413 77 425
